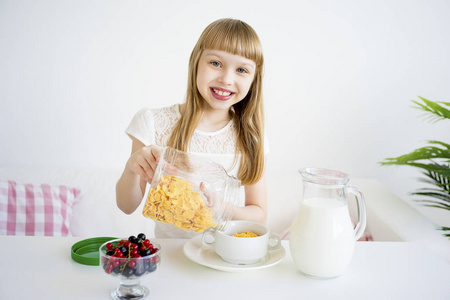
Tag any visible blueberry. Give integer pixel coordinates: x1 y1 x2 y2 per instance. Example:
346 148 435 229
134 262 146 277
120 246 128 256
134 268 145 277
138 248 150 257
123 267 135 278
146 262 157 273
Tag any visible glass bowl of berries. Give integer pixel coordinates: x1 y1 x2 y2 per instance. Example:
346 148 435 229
99 233 160 300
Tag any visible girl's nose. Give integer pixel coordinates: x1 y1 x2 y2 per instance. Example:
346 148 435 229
218 69 234 85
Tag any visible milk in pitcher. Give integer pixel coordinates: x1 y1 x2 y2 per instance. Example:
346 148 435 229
289 197 356 278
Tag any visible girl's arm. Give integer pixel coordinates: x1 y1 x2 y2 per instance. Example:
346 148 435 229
231 172 268 224
115 137 162 214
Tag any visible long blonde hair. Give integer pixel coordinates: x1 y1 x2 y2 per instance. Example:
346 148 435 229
167 18 265 185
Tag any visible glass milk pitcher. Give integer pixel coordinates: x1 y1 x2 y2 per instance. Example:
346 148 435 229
289 168 366 279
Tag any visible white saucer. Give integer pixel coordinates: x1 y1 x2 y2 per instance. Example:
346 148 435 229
183 235 286 272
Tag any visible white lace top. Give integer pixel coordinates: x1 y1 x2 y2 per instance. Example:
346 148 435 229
126 104 243 175
125 103 268 238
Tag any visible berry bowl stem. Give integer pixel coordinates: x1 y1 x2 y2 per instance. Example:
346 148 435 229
114 278 147 299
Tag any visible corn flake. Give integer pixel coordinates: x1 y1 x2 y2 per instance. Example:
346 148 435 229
143 175 216 232
233 231 258 238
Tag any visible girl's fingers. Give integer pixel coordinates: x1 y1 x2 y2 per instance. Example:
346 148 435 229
139 166 153 183
128 145 160 183
200 182 220 206
166 164 179 175
139 155 155 181
143 156 157 177
147 156 158 173
200 182 207 193
150 145 163 162
146 145 165 176
200 182 213 205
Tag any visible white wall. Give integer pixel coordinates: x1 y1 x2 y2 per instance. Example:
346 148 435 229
1 0 449 227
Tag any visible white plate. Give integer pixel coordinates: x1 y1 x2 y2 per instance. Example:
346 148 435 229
183 235 286 272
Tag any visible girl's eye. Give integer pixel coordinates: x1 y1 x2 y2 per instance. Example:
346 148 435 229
237 67 248 74
211 61 221 67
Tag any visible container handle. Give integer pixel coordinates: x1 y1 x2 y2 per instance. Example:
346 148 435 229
267 233 281 250
201 228 216 246
345 186 367 240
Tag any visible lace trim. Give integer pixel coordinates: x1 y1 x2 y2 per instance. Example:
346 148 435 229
153 104 238 154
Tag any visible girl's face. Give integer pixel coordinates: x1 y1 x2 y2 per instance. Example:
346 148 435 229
196 49 256 113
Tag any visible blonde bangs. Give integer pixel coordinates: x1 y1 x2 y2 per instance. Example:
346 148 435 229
200 19 263 67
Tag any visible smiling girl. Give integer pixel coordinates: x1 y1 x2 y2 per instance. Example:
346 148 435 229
116 18 268 238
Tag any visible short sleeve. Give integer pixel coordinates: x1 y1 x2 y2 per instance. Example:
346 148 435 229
125 107 156 146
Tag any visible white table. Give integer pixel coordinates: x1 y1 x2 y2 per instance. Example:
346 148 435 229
1 236 449 300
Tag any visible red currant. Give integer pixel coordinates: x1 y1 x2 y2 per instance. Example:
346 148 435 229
105 264 114 274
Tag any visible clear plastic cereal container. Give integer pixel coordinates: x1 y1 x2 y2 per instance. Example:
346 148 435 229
142 147 241 233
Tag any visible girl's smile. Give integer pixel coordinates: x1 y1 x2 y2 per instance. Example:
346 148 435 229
210 87 235 100
197 49 256 112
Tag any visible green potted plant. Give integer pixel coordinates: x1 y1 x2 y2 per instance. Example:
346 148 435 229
380 97 450 238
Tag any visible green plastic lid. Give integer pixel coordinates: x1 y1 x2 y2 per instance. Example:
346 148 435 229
71 237 117 266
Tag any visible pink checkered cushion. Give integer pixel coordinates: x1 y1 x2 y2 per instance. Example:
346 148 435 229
0 180 81 236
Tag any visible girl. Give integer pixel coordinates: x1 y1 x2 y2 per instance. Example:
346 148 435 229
116 18 268 238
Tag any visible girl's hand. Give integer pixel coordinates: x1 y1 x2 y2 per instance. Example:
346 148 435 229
200 182 219 206
126 144 163 183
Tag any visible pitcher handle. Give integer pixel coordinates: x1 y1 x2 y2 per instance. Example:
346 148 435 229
345 186 367 240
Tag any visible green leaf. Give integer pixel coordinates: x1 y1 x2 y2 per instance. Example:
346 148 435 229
417 178 450 189
413 96 450 122
418 175 450 190
440 227 450 238
419 202 450 210
413 193 450 204
389 163 450 178
381 143 450 165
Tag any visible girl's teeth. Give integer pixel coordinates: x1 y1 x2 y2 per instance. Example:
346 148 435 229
214 89 231 96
